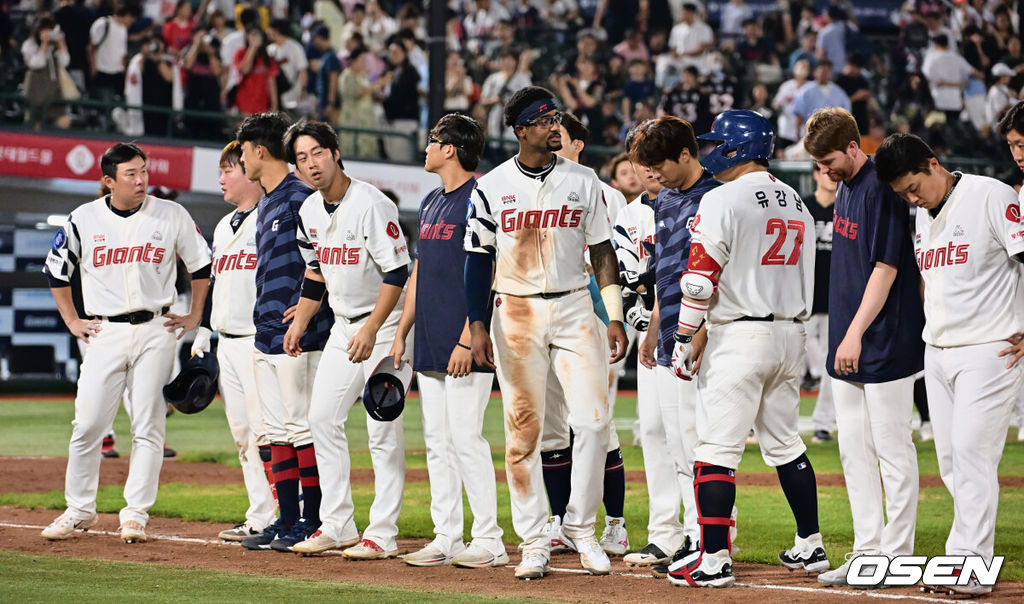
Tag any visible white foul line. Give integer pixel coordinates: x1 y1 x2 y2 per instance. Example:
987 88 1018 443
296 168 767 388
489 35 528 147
0 522 985 601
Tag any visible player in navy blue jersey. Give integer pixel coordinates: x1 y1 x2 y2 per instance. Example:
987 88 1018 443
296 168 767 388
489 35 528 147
234 112 333 552
803 107 923 586
390 114 507 569
632 116 724 569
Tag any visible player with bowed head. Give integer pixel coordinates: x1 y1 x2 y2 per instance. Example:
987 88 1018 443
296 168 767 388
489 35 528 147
42 143 211 543
283 120 412 560
667 110 828 587
389 114 507 568
464 86 628 579
875 133 1024 596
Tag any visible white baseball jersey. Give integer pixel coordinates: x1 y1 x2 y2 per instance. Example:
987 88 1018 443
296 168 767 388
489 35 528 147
465 155 611 295
297 179 411 319
915 173 1024 347
210 207 259 336
602 182 627 226
45 195 211 316
690 171 814 324
613 195 656 288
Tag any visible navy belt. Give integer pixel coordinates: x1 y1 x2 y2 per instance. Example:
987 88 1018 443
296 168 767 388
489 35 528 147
98 306 170 325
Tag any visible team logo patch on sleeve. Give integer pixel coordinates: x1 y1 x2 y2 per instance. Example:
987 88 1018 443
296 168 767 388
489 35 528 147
386 222 401 239
1007 204 1021 223
52 228 66 249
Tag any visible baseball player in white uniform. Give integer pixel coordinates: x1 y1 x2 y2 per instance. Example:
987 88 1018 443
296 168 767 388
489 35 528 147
201 141 277 542
464 86 628 579
41 143 211 543
668 111 828 587
875 133 1024 596
1000 102 1024 443
282 120 412 559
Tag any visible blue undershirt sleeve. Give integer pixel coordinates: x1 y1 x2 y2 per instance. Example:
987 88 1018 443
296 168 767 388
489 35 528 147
464 251 494 324
382 264 409 287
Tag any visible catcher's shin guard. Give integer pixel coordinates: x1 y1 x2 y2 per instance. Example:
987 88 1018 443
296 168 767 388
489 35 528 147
694 462 737 554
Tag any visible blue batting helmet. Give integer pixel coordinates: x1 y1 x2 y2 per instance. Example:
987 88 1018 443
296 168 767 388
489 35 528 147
163 353 219 414
697 110 775 175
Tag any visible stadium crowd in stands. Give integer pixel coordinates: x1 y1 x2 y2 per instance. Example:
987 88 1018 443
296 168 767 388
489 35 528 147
1 0 1022 170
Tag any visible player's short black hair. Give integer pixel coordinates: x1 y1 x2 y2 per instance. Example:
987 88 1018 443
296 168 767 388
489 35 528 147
504 86 558 129
430 113 485 172
561 112 588 144
632 116 698 167
998 101 1024 137
283 119 343 168
236 112 291 162
100 143 147 179
624 118 653 155
874 134 937 184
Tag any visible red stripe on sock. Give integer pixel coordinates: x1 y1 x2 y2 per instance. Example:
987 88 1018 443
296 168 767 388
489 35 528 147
271 444 299 482
295 444 320 487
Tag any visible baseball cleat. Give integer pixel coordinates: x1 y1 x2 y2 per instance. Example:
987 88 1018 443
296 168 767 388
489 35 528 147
811 430 833 444
119 520 148 543
817 552 860 586
599 516 629 555
563 534 611 575
218 523 262 542
270 518 318 552
624 543 670 566
402 542 452 567
544 515 575 554
41 511 98 540
651 536 700 578
240 519 286 550
668 549 735 588
293 530 359 555
342 538 399 560
163 446 177 458
918 421 934 442
451 543 509 568
779 532 830 573
515 550 550 580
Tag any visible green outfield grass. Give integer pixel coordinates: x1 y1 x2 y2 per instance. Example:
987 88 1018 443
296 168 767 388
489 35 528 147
3 397 1024 583
0 551 538 603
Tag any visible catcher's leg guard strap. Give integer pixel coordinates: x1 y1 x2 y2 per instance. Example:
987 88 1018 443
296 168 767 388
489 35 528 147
694 462 736 554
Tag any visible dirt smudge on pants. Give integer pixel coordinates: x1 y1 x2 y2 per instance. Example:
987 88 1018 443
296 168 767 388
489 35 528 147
499 295 539 496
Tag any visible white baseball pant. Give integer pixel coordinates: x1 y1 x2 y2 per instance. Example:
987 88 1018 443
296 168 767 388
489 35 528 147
491 290 610 553
655 365 699 545
307 316 406 550
805 313 836 432
695 321 807 469
831 375 919 556
253 349 321 447
925 341 1024 562
417 371 503 555
216 335 275 530
65 319 176 526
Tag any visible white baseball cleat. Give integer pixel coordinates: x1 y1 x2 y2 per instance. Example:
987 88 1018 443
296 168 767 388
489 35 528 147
545 515 575 554
292 529 359 555
515 550 550 580
401 541 453 567
563 534 611 575
451 543 510 568
218 523 262 542
818 552 859 586
119 520 148 543
41 511 97 540
623 543 670 566
778 532 829 573
668 549 735 588
342 538 398 560
599 516 629 555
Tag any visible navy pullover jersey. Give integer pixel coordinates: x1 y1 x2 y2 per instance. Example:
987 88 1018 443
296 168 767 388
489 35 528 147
828 158 924 382
653 172 721 366
254 173 333 354
414 178 493 374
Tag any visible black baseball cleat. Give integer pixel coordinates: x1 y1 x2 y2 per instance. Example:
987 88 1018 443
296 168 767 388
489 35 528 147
667 550 735 588
270 518 319 552
779 533 830 573
651 536 700 578
241 519 287 550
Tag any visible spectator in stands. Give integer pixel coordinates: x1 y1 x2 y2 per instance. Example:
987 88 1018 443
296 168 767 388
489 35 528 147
22 13 72 131
309 25 341 122
316 0 348 50
207 9 230 44
380 39 421 161
961 24 998 77
719 0 753 44
162 0 194 56
835 52 871 134
133 35 175 136
989 6 1014 53
553 55 605 143
789 30 817 71
790 59 851 137
479 47 531 161
985 63 1016 135
54 0 95 92
220 8 259 93
593 0 641 47
89 2 139 102
890 72 934 135
364 0 397 52
182 27 223 136
749 82 774 125
621 58 654 123
267 19 309 114
340 3 368 51
612 28 649 64
339 46 384 158
443 51 474 114
736 18 774 63
230 26 279 115
658 2 713 87
774 58 811 150
815 5 847 77
921 6 953 51
921 33 977 123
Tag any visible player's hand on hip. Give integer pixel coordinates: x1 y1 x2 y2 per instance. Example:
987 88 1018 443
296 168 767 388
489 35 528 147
834 333 861 375
283 323 304 357
999 333 1024 369
469 321 495 369
68 318 102 342
281 304 298 324
671 333 695 380
608 321 628 363
191 327 212 357
448 344 473 378
389 338 406 369
346 325 376 363
163 312 201 340
638 327 657 369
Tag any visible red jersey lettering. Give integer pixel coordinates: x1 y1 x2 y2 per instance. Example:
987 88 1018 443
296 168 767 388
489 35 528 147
499 206 583 232
93 243 166 267
315 244 361 265
915 242 970 271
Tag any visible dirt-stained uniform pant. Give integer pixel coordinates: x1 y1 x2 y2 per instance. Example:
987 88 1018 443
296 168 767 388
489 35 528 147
307 316 407 551
491 289 610 555
65 319 176 526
